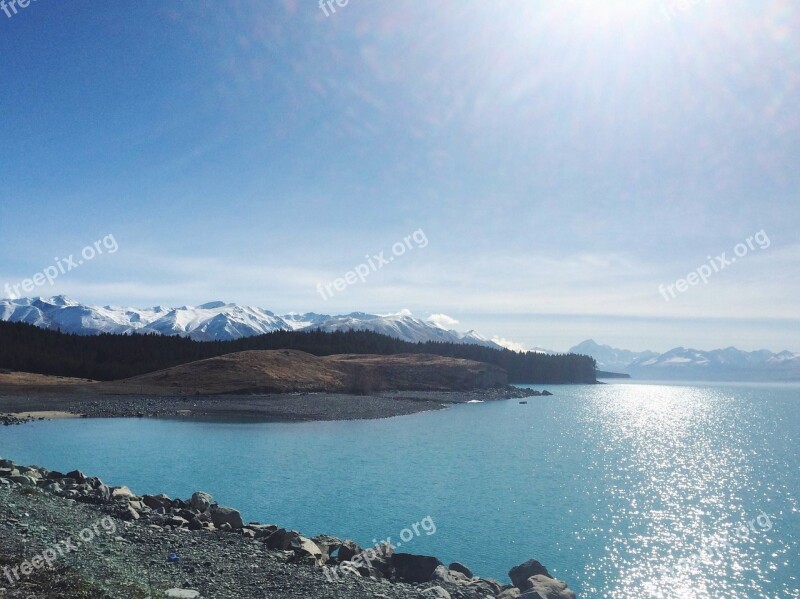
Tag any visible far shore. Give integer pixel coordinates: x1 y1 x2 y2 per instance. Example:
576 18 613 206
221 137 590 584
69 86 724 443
1 387 541 426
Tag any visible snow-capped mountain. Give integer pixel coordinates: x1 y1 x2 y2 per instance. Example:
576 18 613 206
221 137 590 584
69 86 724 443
571 339 800 381
569 339 658 372
0 296 503 348
299 309 499 347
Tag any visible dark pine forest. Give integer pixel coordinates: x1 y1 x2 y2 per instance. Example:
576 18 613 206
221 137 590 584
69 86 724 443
0 321 597 384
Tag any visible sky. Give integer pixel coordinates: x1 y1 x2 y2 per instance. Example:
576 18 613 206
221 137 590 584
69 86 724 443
0 0 798 353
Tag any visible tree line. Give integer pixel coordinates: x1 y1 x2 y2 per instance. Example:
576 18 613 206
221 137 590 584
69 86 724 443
0 321 597 384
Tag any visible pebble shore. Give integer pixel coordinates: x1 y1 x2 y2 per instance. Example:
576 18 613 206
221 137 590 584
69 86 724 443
0 456 576 599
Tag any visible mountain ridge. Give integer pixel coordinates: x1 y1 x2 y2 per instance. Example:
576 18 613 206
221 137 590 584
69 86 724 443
570 339 800 381
0 296 502 349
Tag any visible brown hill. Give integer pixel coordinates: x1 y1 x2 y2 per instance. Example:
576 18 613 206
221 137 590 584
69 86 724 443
105 350 507 395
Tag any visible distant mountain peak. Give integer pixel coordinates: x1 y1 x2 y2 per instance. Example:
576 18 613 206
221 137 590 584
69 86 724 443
0 297 504 349
574 339 799 382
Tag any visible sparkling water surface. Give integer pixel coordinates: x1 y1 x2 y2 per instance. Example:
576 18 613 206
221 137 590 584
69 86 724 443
1 382 798 597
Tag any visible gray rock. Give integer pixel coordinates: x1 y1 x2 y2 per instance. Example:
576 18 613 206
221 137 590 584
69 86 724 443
430 565 455 584
448 561 473 578
524 575 576 599
392 553 443 583
291 535 324 565
210 505 243 529
190 491 213 513
337 539 362 562
65 470 87 483
509 559 552 590
9 475 36 486
497 589 522 599
111 486 135 499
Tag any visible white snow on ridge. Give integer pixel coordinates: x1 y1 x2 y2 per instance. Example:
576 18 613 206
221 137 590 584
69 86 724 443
0 296 509 348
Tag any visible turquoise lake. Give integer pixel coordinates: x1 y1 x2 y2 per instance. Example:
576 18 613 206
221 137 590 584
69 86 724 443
1 382 798 598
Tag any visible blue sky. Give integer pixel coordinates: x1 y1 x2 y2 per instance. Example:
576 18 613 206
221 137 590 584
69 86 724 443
1 0 798 352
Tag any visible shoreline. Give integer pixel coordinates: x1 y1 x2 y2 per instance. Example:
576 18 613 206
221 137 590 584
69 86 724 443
1 386 542 426
0 456 577 598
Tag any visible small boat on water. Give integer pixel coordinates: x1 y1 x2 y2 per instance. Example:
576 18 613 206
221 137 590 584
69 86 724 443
519 401 528 404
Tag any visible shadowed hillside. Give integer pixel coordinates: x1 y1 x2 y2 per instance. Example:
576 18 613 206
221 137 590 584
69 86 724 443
0 321 596 384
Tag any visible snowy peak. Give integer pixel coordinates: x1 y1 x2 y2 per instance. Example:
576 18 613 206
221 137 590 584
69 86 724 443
574 339 800 381
0 297 502 348
570 339 658 372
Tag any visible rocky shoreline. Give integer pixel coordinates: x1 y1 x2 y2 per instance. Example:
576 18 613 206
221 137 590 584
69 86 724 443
0 386 541 425
0 456 576 599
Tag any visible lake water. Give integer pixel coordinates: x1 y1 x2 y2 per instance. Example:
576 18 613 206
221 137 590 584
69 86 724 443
1 382 798 598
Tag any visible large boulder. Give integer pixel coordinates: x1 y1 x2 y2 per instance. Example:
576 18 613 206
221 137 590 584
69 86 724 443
265 528 297 550
291 536 324 565
523 575 576 599
210 505 244 530
509 559 552 589
65 470 87 483
449 562 473 578
143 494 172 510
392 553 443 583
111 486 135 499
418 587 451 599
190 491 213 514
337 540 362 562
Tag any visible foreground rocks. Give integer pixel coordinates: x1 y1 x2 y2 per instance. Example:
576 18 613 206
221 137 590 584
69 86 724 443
0 456 577 598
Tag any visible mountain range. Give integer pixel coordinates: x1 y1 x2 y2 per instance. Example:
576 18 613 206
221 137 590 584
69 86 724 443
3 297 797 382
569 339 800 382
0 296 501 348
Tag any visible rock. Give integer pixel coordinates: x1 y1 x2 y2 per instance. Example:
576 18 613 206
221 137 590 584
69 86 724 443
391 553 443 583
523 575 576 599
167 516 189 528
509 559 552 590
449 562 473 578
291 535 325 566
119 505 140 521
95 484 111 502
337 539 362 562
418 586 450 598
143 494 172 510
430 565 455 584
9 475 36 487
111 486 135 499
188 518 204 531
265 528 295 550
542 390 553 396
311 534 340 561
164 590 200 598
470 578 504 595
210 505 243 530
497 589 522 599
190 491 213 513
65 470 87 483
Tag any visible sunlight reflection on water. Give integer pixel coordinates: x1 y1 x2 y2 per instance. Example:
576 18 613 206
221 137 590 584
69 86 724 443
579 384 796 598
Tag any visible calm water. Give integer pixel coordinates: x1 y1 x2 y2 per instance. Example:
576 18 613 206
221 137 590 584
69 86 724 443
1 382 798 598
